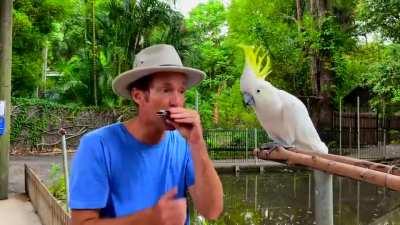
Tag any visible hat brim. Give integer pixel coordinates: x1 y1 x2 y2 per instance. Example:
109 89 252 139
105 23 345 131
112 66 206 99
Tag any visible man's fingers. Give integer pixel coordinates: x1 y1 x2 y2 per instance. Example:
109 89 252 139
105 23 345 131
174 198 187 208
168 107 186 113
170 112 194 119
173 118 194 124
154 190 187 225
169 198 187 225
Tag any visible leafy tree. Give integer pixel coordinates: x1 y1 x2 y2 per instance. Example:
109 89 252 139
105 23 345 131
182 0 238 126
363 44 400 106
92 0 185 106
357 0 400 43
227 0 307 93
215 81 259 128
12 0 74 97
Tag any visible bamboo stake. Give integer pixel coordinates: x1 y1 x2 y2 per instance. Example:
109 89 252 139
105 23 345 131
254 147 400 192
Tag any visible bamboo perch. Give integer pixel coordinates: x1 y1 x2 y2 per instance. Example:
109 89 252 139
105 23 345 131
254 147 400 192
292 148 400 176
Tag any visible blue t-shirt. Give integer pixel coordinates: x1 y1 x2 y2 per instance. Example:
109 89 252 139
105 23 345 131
69 122 195 224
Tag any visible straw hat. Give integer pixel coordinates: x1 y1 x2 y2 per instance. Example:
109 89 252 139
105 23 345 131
112 44 205 99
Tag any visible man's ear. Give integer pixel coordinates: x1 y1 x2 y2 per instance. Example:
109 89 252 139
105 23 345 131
130 88 143 105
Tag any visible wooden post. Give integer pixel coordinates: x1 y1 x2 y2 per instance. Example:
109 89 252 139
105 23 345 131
349 126 352 149
254 147 400 191
0 0 13 200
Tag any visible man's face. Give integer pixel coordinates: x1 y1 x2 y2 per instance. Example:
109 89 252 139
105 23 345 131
133 72 187 130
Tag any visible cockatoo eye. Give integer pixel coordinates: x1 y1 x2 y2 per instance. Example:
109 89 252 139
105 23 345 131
256 89 261 93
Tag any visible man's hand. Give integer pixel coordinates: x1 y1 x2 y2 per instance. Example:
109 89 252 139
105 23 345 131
71 188 187 225
166 108 223 220
150 188 187 225
167 107 203 144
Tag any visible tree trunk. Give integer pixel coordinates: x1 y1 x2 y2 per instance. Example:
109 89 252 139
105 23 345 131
213 84 224 125
308 0 333 128
296 0 303 32
92 0 98 106
0 0 13 200
41 44 48 98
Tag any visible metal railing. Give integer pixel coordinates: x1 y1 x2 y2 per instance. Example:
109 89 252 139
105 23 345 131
25 165 70 225
204 128 398 161
204 128 271 161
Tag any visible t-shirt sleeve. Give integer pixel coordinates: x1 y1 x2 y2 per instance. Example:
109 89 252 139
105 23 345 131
69 133 110 209
185 144 196 188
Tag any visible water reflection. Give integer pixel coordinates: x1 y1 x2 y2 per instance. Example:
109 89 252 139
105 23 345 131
191 170 400 225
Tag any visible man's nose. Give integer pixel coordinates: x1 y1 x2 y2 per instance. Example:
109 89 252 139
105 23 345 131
169 91 184 107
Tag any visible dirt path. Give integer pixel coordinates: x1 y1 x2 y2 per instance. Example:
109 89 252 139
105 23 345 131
0 193 43 225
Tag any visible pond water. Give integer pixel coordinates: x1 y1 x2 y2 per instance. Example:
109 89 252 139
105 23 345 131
191 169 400 225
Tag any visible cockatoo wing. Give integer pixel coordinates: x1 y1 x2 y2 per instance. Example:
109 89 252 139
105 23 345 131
278 90 329 153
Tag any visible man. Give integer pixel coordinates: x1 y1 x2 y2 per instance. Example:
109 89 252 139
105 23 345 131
69 44 223 225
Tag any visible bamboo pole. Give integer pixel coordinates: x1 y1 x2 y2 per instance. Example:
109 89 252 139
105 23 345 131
292 148 400 176
59 128 70 213
254 147 400 191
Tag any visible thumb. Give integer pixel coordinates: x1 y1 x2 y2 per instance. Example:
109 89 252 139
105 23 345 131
160 187 178 201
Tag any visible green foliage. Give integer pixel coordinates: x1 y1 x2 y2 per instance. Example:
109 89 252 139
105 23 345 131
389 130 400 144
48 164 66 201
92 0 184 106
331 44 374 105
11 98 79 147
363 44 400 106
11 0 400 125
215 81 259 128
12 0 74 97
183 1 237 96
227 0 311 94
357 0 400 43
11 97 136 149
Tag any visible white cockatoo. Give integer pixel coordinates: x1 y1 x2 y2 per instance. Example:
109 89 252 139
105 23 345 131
239 45 333 225
239 44 328 154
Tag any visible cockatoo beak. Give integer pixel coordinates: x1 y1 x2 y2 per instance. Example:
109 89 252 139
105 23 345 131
243 92 255 107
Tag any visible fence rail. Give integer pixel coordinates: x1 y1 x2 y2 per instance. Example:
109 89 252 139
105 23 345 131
25 165 70 225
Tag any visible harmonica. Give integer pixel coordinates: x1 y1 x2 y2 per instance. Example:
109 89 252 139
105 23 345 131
156 110 171 120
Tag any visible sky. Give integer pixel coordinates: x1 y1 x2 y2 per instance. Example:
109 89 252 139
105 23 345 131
172 0 230 17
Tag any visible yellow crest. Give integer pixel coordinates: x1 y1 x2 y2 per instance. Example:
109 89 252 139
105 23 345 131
238 44 272 79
